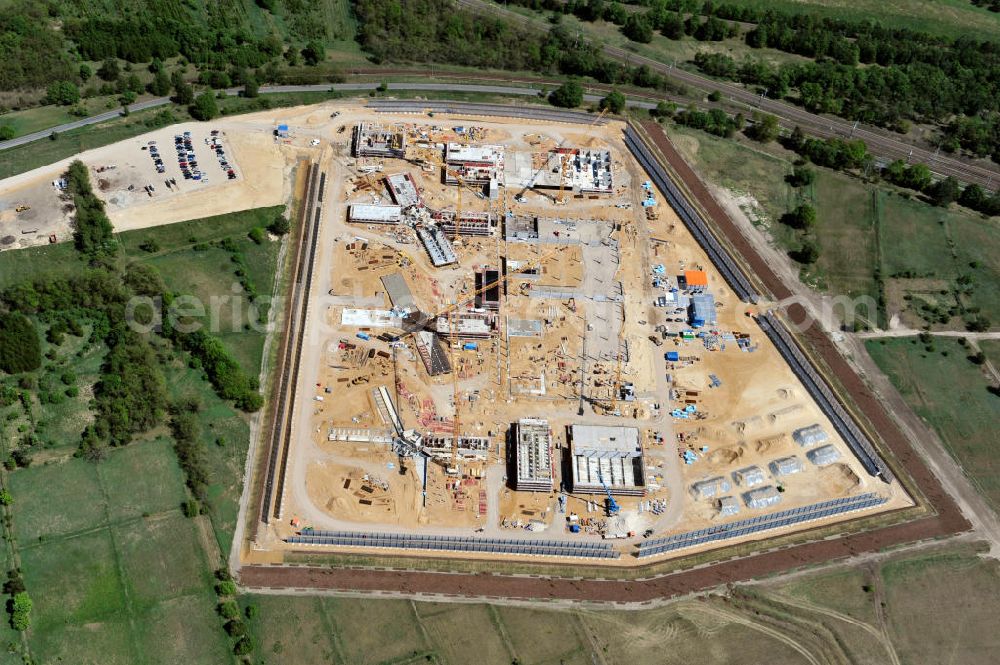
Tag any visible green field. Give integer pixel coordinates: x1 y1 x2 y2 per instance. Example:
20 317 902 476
120 206 287 551
981 339 1000 367
0 95 128 139
867 337 1000 511
240 545 1000 665
881 547 1000 665
0 200 290 661
8 449 232 665
125 205 284 377
665 124 1000 328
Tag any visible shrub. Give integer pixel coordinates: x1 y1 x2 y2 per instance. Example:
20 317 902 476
0 313 41 374
548 81 583 109
218 601 240 620
598 91 626 115
225 619 247 637
233 636 253 656
268 215 290 236
190 92 219 121
216 580 237 596
248 227 265 245
11 592 31 631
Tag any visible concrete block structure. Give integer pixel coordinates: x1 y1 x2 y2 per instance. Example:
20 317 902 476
475 268 501 310
567 425 646 496
445 143 504 187
431 210 493 237
417 226 458 267
434 311 495 339
512 419 554 492
422 435 491 460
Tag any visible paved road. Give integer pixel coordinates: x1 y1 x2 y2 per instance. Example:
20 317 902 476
457 0 1000 189
855 329 1000 340
0 82 659 155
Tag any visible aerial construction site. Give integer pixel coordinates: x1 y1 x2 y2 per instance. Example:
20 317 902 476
242 102 912 566
0 98 916 569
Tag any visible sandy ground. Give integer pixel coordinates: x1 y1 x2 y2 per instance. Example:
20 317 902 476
0 98 908 565
234 102 908 566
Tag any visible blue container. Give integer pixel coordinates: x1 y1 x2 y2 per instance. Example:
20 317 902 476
569 524 581 533
356 332 370 341
462 342 478 351
665 351 679 361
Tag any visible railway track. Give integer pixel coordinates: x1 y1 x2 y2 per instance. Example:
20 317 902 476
366 99 609 124
456 0 1000 189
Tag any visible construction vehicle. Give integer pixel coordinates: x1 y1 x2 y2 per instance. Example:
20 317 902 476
14 205 30 213
598 472 620 517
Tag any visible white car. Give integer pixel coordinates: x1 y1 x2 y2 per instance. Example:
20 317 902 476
310 139 321 146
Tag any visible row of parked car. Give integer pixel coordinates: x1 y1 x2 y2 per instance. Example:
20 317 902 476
175 131 204 181
144 141 165 173
207 130 236 180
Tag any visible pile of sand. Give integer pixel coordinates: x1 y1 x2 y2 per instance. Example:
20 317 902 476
821 463 861 493
755 433 789 455
708 445 744 465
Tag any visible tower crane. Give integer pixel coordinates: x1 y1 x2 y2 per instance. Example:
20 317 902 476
409 150 484 243
413 245 569 468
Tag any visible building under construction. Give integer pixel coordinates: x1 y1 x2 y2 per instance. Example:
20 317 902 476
353 123 406 158
444 143 504 187
431 210 493 237
434 311 495 339
417 226 458 267
348 204 402 225
566 425 646 496
511 418 554 492
386 172 422 207
475 268 501 310
422 435 491 460
414 330 451 376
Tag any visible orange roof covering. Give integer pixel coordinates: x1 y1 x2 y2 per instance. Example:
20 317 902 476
684 270 708 286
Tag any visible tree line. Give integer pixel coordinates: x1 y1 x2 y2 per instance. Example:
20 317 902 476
514 0 1000 161
354 0 683 95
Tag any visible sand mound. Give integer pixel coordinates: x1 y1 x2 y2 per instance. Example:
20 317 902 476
821 464 861 493
755 433 789 455
776 387 797 400
768 403 804 423
708 446 744 465
732 415 764 434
